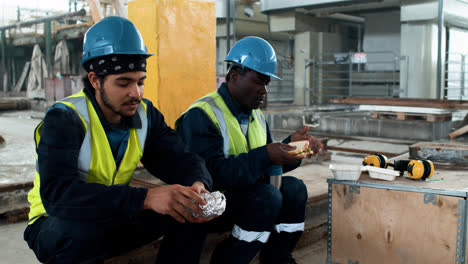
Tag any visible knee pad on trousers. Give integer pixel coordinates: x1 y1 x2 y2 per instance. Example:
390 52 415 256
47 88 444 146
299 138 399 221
233 184 283 230
280 176 308 207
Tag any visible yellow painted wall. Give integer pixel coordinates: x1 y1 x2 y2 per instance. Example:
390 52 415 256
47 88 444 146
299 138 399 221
128 0 216 127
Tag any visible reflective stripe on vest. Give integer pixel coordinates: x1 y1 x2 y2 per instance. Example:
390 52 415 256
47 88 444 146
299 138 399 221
195 96 231 158
274 222 305 233
27 90 148 224
177 91 267 157
232 224 271 243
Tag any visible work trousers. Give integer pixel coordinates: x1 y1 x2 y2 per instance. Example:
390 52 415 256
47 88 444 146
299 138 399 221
161 176 308 264
24 210 202 264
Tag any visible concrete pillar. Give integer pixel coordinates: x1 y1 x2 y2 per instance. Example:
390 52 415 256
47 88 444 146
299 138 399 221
1 30 6 92
45 21 53 79
400 0 445 99
400 23 443 99
294 31 311 106
217 37 228 75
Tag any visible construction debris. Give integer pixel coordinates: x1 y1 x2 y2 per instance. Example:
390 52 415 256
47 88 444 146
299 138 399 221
0 98 30 111
0 182 33 216
14 62 31 92
370 111 452 122
409 142 468 167
26 44 48 99
449 125 468 139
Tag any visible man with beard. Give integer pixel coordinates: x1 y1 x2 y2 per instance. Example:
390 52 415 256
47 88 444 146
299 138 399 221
24 16 213 263
175 37 323 264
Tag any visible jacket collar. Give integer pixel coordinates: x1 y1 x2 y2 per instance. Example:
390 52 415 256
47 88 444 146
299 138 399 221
218 82 255 121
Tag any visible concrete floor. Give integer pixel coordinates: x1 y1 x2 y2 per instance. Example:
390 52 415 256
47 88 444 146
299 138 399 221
0 219 327 264
0 110 42 184
0 221 39 264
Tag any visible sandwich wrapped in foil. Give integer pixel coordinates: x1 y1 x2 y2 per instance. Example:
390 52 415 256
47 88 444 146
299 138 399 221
192 191 226 218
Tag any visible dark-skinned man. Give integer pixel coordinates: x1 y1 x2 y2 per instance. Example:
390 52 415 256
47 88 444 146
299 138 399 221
175 36 323 264
23 16 214 263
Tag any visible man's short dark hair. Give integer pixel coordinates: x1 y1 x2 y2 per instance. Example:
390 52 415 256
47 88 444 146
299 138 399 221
225 63 251 82
81 74 106 93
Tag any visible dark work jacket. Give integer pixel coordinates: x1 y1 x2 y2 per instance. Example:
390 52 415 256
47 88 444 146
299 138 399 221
177 83 300 191
36 87 212 221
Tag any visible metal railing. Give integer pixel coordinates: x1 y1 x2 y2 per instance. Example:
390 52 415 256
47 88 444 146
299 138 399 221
444 53 468 100
303 51 408 105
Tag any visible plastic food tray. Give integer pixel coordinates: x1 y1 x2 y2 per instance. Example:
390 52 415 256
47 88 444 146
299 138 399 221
364 166 400 181
329 164 363 181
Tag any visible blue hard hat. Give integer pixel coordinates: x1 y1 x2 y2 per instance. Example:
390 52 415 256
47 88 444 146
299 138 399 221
81 16 153 65
225 36 282 80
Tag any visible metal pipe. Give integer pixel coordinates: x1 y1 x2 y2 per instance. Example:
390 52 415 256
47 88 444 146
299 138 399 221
45 21 52 78
404 55 409 98
461 55 466 99
348 53 352 96
303 59 307 106
0 30 6 92
232 0 237 44
0 9 86 31
436 0 444 99
226 0 230 55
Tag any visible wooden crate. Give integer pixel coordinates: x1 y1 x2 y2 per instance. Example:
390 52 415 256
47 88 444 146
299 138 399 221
370 111 452 122
327 173 468 264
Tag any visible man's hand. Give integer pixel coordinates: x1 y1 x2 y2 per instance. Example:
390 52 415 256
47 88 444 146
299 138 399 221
189 181 209 194
267 142 304 165
143 184 212 223
290 126 323 157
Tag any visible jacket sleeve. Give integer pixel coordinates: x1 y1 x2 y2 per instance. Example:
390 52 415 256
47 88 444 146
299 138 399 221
38 108 148 221
177 108 272 191
140 102 212 190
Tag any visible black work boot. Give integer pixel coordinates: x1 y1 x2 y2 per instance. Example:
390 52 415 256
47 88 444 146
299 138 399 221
259 231 302 264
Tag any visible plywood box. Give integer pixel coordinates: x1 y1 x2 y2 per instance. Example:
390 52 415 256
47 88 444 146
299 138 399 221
327 173 468 264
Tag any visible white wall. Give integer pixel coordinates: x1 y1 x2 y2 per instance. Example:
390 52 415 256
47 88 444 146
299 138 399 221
362 10 401 71
446 27 468 99
400 23 441 98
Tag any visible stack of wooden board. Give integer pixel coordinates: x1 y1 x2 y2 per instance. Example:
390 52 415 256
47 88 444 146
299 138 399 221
370 111 452 122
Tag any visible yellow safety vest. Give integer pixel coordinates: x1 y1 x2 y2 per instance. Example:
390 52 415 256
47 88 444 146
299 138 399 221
176 90 267 156
27 90 148 224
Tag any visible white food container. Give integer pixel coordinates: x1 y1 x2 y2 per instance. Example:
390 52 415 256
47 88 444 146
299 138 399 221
329 164 363 181
364 166 400 181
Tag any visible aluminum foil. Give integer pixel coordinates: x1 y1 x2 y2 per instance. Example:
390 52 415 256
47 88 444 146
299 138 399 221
192 191 226 218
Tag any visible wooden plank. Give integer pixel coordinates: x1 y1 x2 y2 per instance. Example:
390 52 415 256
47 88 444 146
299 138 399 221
449 124 468 139
330 96 468 109
354 170 468 192
14 62 30 92
87 0 103 22
361 105 453 114
5 208 29 223
112 0 127 18
370 111 452 122
331 184 460 264
396 112 405 120
0 181 33 193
